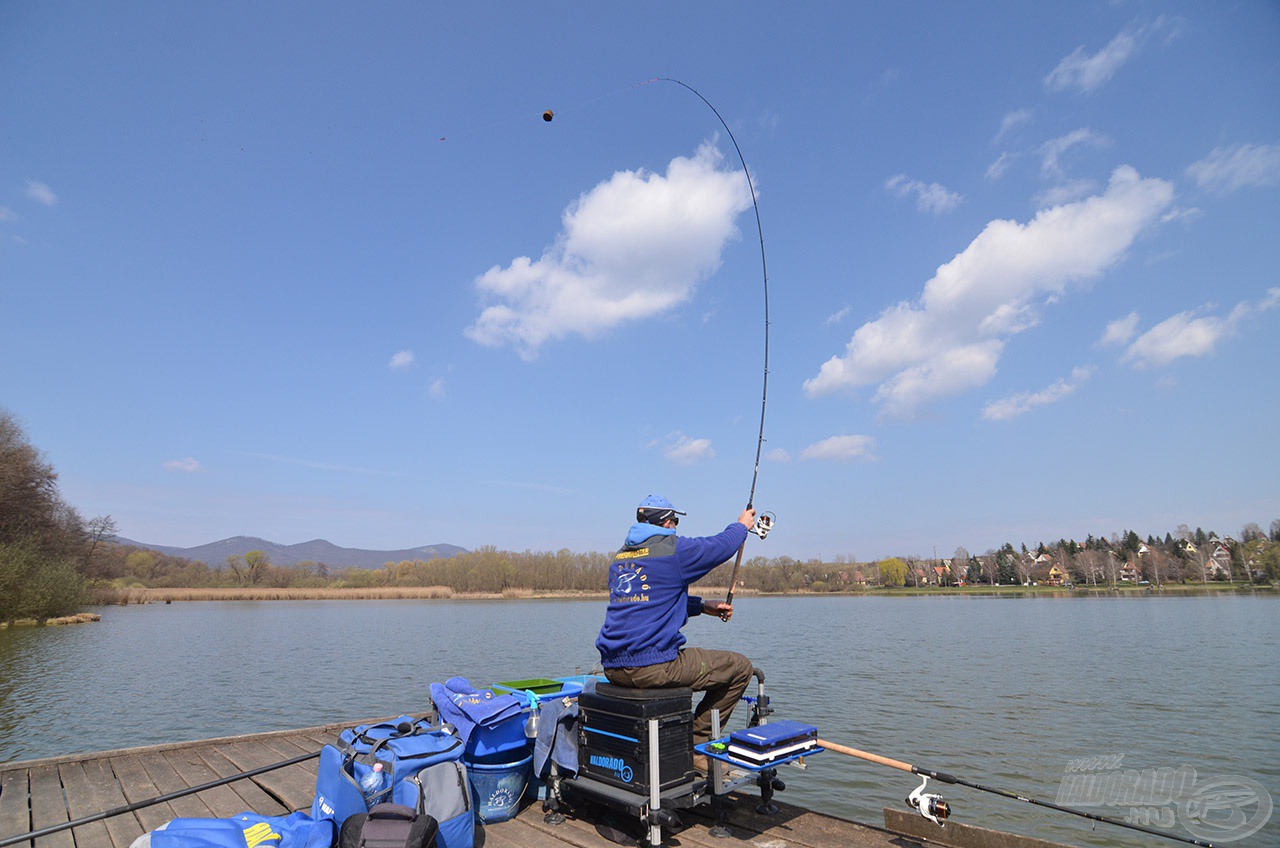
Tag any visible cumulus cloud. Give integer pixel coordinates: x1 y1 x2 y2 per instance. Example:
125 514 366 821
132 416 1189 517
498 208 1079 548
25 181 58 206
1098 312 1140 347
659 431 715 466
804 166 1175 417
1187 143 1280 194
164 457 204 473
428 377 446 399
388 350 415 370
765 447 791 462
1044 18 1177 94
465 143 752 359
982 366 1093 421
885 174 963 215
799 435 876 462
1121 289 1280 368
0 206 16 222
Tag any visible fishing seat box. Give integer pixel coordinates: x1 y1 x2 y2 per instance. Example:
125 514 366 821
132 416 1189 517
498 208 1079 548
578 684 695 793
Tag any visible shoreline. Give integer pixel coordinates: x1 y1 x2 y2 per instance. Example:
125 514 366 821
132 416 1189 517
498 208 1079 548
83 581 1271 605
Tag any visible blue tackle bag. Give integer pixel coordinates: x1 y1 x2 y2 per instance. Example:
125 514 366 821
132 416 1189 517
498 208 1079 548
313 716 474 848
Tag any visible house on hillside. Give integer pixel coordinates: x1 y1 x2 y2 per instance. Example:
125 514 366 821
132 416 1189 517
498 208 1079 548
1046 564 1067 586
1119 562 1140 582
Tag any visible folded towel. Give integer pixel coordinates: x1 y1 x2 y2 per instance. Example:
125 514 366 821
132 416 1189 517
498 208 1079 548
533 697 580 779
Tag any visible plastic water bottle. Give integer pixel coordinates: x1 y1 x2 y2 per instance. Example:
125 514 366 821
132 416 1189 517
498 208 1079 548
359 762 390 807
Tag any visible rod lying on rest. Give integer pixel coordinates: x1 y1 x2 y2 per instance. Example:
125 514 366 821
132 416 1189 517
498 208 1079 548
815 738 1218 848
0 749 321 848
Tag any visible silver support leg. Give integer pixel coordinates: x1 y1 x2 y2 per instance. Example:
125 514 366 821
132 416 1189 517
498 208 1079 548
709 707 725 794
647 717 661 847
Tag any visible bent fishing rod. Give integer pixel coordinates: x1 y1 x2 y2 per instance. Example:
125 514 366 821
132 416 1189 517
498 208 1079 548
0 750 319 848
815 737 1218 847
640 79 775 616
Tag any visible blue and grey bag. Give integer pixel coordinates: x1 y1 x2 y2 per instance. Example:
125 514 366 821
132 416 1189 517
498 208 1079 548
313 716 474 848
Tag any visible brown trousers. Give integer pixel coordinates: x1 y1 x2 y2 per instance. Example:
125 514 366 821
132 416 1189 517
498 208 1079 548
604 647 755 745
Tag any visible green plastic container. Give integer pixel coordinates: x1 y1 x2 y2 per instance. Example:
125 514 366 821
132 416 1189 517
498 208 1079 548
491 678 564 696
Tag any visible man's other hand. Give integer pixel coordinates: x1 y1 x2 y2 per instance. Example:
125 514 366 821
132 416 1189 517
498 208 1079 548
704 600 733 621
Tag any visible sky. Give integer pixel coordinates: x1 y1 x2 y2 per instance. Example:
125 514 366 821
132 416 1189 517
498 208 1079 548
2 2 1278 562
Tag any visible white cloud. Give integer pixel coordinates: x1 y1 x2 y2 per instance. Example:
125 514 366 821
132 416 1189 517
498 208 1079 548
428 377 446 399
1098 312 1140 347
0 206 16 222
164 457 204 473
805 166 1175 417
982 366 1093 421
388 350 415 370
824 306 851 326
1044 25 1140 93
465 143 752 359
986 152 1017 181
799 435 876 462
765 447 791 462
885 174 963 215
661 432 715 466
1187 143 1280 194
1122 289 1280 368
1039 129 1109 181
996 109 1034 142
25 181 58 206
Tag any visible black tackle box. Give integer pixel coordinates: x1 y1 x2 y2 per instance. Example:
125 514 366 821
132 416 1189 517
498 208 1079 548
578 683 695 793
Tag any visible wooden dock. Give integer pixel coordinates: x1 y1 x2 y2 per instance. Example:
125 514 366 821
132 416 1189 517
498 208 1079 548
0 724 1068 848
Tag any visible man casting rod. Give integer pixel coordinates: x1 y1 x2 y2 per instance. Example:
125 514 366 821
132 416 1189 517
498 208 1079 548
642 78 773 614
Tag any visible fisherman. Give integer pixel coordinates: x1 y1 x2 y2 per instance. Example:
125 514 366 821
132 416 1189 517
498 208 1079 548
595 495 757 764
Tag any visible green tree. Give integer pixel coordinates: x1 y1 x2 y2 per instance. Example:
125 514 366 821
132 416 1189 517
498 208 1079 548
878 557 907 588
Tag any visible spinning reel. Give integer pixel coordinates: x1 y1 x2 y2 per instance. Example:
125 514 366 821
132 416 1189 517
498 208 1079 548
907 775 951 826
749 511 776 539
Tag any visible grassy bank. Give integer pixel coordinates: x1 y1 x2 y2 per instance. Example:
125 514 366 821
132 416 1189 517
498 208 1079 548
1 613 101 628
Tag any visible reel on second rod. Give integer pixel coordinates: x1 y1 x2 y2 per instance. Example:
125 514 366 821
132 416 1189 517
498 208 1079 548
907 776 951 826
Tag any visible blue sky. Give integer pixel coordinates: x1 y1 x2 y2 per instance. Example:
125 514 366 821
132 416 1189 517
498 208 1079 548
2 2 1278 562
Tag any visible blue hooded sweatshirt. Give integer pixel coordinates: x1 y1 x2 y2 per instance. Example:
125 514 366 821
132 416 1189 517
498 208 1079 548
595 520 748 668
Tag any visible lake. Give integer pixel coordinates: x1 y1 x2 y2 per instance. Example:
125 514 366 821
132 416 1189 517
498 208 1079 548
1 594 1275 847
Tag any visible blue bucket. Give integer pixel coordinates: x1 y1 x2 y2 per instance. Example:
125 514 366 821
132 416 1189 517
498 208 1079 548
468 754 532 823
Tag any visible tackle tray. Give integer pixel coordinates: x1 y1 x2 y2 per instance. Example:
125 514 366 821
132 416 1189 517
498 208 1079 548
694 738 824 772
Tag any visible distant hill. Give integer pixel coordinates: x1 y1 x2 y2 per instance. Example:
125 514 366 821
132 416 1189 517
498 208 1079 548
112 535 468 569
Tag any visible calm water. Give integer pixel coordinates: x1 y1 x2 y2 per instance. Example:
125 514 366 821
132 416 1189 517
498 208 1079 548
1 595 1276 847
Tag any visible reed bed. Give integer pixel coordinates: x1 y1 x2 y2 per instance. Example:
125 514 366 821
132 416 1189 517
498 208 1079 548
134 586 459 602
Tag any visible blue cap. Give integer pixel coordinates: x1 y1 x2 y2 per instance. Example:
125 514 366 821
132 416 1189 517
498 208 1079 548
638 494 686 515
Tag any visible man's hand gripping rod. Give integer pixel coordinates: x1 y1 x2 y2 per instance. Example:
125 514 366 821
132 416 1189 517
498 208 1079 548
720 509 775 620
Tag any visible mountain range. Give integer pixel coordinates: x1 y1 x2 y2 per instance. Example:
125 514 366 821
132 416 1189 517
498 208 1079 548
112 535 467 569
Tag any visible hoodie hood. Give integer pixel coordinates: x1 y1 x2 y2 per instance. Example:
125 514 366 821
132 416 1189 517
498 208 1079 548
624 523 676 547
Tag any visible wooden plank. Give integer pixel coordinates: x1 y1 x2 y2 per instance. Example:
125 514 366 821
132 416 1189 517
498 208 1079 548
193 748 285 819
109 757 175 835
683 792 900 848
54 762 112 848
133 752 214 821
239 739 317 812
158 750 248 820
216 742 315 813
78 759 143 848
27 765 73 848
0 770 31 847
483 817 588 848
883 808 1073 848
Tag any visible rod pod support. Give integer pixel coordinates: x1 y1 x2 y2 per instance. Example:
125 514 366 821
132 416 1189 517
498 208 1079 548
907 775 951 826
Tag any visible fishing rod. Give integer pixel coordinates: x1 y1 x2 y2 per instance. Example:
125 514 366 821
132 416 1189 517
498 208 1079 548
815 737 1218 847
633 78 775 615
0 749 320 848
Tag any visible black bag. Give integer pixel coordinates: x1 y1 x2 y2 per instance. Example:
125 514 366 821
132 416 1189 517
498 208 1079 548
338 803 438 848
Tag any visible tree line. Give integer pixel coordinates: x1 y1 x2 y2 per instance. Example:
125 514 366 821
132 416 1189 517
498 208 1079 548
3 404 1277 623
